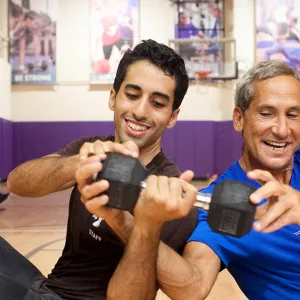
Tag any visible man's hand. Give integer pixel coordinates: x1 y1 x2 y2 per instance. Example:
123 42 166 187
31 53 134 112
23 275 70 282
76 140 139 222
78 139 138 161
248 169 300 233
133 171 198 228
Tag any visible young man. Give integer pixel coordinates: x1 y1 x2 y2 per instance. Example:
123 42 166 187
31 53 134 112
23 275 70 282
92 59 300 300
4 40 198 299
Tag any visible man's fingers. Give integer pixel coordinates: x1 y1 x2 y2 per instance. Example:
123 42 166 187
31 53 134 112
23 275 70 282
81 180 109 202
250 181 284 204
180 180 198 214
253 198 289 232
102 140 139 158
84 195 109 213
79 154 106 167
93 141 107 155
179 170 194 183
247 169 276 183
260 209 295 233
79 143 95 160
75 162 103 187
122 140 139 157
157 176 170 204
79 140 138 162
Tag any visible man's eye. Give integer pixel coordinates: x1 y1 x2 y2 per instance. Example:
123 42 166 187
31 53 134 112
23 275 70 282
152 101 165 108
260 112 272 117
126 93 138 100
287 113 298 118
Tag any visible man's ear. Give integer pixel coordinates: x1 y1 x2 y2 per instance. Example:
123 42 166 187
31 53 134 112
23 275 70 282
167 108 180 129
109 89 116 111
232 106 244 132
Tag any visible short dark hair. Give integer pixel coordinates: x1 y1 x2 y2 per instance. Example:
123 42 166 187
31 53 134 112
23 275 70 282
113 39 189 111
10 1 23 18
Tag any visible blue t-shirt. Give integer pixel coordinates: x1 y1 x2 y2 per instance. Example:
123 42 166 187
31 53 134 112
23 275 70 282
175 23 199 38
295 148 300 165
188 161 300 300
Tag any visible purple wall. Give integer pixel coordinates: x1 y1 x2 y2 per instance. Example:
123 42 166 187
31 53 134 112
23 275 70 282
0 118 14 180
0 120 242 179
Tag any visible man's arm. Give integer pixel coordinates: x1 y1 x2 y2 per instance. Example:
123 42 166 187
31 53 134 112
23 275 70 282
7 154 79 197
105 174 220 300
157 241 220 299
107 221 162 300
106 212 220 300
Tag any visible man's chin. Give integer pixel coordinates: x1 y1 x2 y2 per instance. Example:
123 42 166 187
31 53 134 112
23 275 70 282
261 158 293 172
119 135 145 148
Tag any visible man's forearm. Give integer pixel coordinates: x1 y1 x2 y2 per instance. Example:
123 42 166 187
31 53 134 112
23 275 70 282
7 155 79 197
107 214 207 300
107 223 162 300
107 214 204 299
107 211 134 244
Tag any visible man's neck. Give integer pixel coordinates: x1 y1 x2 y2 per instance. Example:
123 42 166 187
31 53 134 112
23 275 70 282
139 143 161 167
238 156 293 184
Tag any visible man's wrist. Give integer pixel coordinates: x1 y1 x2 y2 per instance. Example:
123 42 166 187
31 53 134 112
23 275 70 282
106 211 134 244
134 218 164 238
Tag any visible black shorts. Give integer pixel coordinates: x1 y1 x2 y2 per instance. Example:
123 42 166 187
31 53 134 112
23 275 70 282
0 237 62 300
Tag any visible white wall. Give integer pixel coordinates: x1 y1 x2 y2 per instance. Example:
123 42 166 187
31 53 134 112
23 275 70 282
11 0 255 122
0 0 8 61
233 0 255 72
0 58 12 120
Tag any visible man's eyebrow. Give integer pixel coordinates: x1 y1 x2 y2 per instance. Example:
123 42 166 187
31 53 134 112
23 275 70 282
124 84 142 91
152 92 170 101
124 84 170 101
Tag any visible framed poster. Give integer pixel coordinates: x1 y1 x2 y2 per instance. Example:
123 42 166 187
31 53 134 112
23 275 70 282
9 0 57 85
174 1 224 40
256 0 300 71
90 0 139 83
173 1 226 80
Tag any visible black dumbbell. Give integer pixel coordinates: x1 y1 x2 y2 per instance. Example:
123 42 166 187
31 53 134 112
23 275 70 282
95 153 256 237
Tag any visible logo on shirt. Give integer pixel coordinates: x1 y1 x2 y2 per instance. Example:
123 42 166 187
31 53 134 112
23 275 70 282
294 230 300 235
89 229 102 241
92 214 103 227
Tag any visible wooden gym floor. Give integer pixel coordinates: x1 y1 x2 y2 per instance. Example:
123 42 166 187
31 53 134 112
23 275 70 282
0 181 247 300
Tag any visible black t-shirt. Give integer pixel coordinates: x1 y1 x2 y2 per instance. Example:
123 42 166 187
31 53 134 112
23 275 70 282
45 136 198 300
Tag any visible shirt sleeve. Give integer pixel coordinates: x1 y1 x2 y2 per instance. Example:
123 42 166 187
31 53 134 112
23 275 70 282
295 148 300 165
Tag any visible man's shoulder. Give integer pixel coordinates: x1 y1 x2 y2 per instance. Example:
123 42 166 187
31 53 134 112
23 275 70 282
200 161 244 194
295 148 300 166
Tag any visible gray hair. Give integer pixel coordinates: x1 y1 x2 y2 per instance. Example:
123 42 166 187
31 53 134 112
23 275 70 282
234 60 300 114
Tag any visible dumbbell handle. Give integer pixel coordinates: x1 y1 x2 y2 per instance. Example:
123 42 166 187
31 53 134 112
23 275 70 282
140 181 211 210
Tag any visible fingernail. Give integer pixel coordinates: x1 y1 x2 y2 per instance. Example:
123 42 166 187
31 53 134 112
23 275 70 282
253 222 262 231
247 171 255 177
251 194 260 203
132 152 138 158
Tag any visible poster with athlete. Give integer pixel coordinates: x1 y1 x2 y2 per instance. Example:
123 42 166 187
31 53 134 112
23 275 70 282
256 0 300 71
90 0 139 83
9 0 57 85
173 1 224 79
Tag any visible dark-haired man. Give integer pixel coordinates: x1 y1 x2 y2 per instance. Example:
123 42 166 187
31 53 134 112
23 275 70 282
4 39 198 300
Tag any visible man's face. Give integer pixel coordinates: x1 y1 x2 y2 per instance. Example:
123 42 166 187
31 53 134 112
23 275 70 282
109 60 179 152
233 75 300 171
179 13 187 26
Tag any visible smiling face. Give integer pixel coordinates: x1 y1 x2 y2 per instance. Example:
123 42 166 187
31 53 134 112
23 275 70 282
233 75 300 172
109 60 179 154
